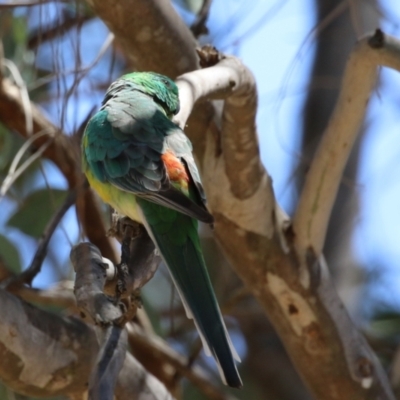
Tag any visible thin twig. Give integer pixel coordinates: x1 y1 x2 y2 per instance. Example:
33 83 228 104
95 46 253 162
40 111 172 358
25 188 79 283
28 13 93 49
5 187 79 289
190 0 211 37
29 33 115 91
2 59 33 135
16 280 78 310
0 130 53 200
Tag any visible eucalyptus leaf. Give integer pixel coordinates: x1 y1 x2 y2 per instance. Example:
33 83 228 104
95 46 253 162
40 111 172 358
12 17 27 46
0 125 14 171
7 189 68 238
0 234 21 273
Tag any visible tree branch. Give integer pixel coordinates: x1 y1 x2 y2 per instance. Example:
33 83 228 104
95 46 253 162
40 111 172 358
293 29 400 261
86 0 199 77
88 326 127 400
5 187 80 289
190 0 212 37
175 56 272 235
0 288 98 398
0 287 174 399
70 242 124 325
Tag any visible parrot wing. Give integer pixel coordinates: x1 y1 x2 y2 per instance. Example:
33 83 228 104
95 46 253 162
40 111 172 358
83 90 213 224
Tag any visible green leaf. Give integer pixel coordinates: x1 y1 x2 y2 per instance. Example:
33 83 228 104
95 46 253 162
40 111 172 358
12 17 27 46
0 234 21 273
7 189 68 238
0 124 14 171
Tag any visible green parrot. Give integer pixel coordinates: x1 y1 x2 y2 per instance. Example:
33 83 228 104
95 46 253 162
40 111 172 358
82 72 242 388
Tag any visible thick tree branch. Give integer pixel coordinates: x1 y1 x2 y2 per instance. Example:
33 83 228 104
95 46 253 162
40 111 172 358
0 288 98 398
116 352 174 400
85 0 198 77
108 217 160 293
71 243 124 325
0 288 174 400
175 58 273 236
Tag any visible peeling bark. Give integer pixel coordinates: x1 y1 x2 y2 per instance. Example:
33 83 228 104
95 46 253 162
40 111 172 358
0 289 174 399
0 288 97 397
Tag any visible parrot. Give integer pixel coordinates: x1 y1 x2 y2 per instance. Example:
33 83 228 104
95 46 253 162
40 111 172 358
81 71 242 388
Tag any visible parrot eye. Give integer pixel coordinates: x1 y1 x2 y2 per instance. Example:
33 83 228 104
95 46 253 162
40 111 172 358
163 79 171 87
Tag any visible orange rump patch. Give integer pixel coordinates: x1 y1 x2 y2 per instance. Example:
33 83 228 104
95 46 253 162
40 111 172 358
161 151 189 188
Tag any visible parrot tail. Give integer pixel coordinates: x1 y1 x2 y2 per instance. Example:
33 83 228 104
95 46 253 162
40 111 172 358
137 201 242 388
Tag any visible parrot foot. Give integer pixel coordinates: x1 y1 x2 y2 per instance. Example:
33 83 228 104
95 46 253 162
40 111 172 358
114 216 141 301
108 213 141 242
115 262 129 300
114 290 142 325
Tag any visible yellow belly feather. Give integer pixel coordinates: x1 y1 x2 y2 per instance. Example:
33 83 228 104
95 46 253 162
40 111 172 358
85 168 143 223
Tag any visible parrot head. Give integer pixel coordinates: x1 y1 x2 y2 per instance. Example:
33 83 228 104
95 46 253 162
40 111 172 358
121 72 180 117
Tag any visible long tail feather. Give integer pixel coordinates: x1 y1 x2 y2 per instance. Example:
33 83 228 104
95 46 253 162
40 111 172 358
137 202 242 388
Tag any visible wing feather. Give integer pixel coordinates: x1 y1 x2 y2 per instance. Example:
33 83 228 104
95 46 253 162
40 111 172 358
84 88 213 223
